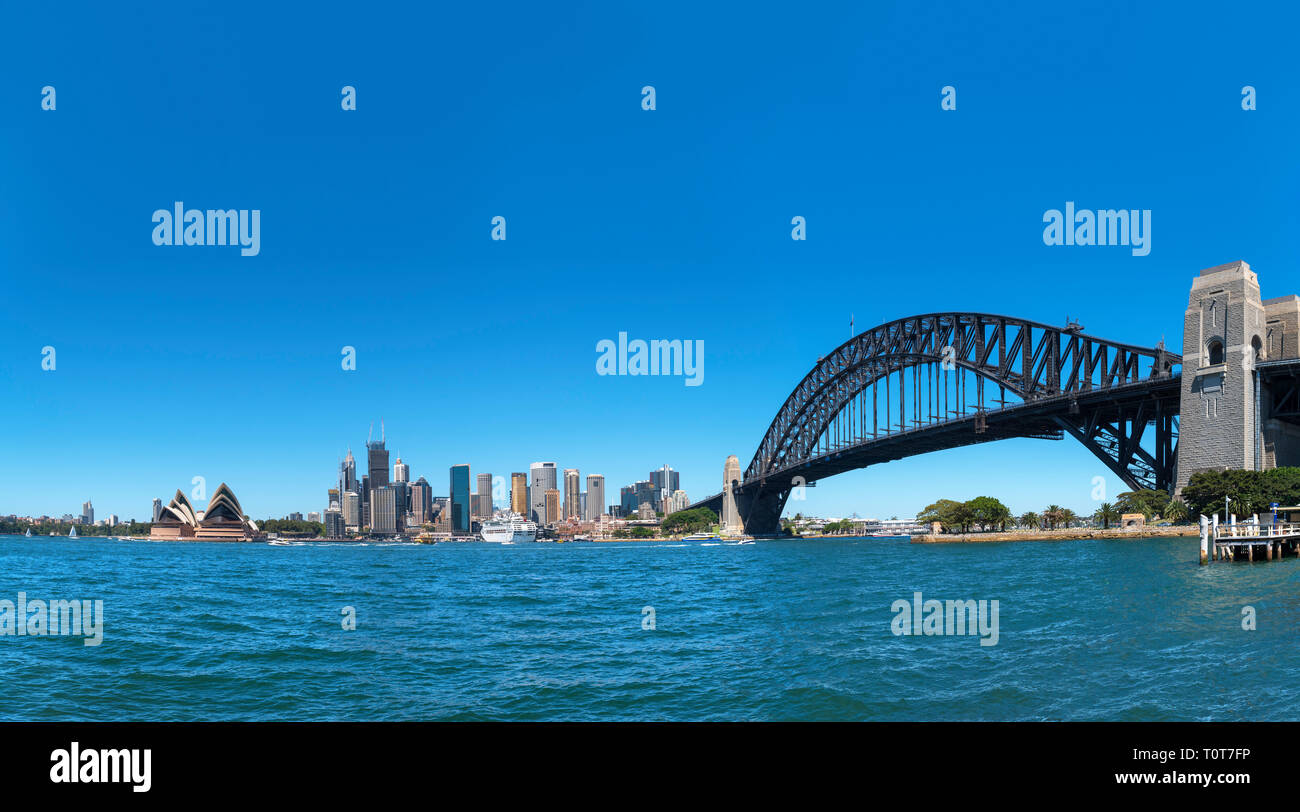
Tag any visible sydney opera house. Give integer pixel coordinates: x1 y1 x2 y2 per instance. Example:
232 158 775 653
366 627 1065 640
150 483 261 541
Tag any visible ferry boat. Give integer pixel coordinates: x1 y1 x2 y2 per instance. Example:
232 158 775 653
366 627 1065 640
480 514 537 544
682 532 720 541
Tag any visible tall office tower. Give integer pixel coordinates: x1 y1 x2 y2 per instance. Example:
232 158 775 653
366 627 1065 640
585 475 605 521
633 480 656 512
620 485 636 515
342 491 361 529
307 511 322 523
371 486 398 535
510 472 528 516
360 475 371 527
562 469 581 521
151 498 163 523
650 465 680 494
367 423 390 488
476 473 494 518
410 477 432 525
544 489 561 525
81 500 94 525
324 509 345 539
450 464 471 535
327 488 340 511
529 462 557 524
666 489 689 515
394 457 409 484
340 448 357 496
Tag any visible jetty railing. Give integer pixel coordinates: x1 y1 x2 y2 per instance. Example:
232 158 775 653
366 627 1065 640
1199 514 1300 564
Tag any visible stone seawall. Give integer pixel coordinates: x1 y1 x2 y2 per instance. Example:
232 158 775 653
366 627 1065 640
912 526 1200 544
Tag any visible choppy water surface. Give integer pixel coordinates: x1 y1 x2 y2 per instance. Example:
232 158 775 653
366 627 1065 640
1 534 1297 721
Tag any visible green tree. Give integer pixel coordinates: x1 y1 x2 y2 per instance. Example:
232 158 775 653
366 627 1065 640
966 496 1012 531
1092 502 1120 529
1018 511 1041 530
1115 490 1173 520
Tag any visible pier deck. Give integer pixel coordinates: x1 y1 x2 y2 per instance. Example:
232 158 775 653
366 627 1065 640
1200 518 1300 563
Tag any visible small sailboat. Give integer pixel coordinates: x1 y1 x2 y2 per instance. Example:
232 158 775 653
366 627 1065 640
24 528 32 537
69 526 78 538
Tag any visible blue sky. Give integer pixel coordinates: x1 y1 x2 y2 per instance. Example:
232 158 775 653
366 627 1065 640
2 1 1298 522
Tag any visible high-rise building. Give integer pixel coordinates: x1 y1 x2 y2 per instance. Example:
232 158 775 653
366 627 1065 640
450 464 471 535
394 457 409 484
81 500 94 525
410 477 432 526
544 489 561 525
340 448 357 497
327 488 340 511
649 465 680 512
510 472 528 516
529 462 557 524
367 423 389 525
371 486 398 535
562 468 581 521
585 475 605 521
665 489 690 515
307 511 322 523
324 509 345 539
151 498 163 523
342 491 361 529
476 472 494 518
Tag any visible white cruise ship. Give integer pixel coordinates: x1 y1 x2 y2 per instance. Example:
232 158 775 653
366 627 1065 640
480 514 538 544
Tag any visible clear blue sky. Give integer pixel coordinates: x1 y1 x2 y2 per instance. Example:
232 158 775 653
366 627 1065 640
2 1 1298 522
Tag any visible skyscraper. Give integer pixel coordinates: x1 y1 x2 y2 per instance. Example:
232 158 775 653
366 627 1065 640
410 477 432 525
340 448 357 497
562 468 581 521
367 432 389 488
81 500 94 525
476 473 494 518
510 472 528 516
544 489 561 525
650 464 680 494
529 462 556 524
151 498 163 523
393 457 409 483
342 491 361 529
371 486 398 535
585 475 605 521
450 464 471 535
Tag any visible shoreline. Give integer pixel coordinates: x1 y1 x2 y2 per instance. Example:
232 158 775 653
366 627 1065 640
911 526 1200 543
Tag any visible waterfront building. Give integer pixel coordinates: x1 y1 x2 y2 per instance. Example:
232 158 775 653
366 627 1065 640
151 490 198 538
544 488 561 525
476 472 494 518
510 472 528 516
450 464 471 534
342 491 361 529
529 462 557 524
585 475 605 521
81 500 94 526
324 509 345 538
371 486 398 535
151 498 162 523
410 477 432 525
563 468 581 521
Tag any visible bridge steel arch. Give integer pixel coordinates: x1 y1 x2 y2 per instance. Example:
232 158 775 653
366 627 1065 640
696 313 1181 535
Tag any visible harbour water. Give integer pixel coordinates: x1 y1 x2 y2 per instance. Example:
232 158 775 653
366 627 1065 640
1 534 1297 721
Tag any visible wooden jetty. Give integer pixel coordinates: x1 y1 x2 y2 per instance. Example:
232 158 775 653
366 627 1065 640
1198 514 1300 564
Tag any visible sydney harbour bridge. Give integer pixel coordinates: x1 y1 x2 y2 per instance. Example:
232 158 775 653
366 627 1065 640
690 311 1182 535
